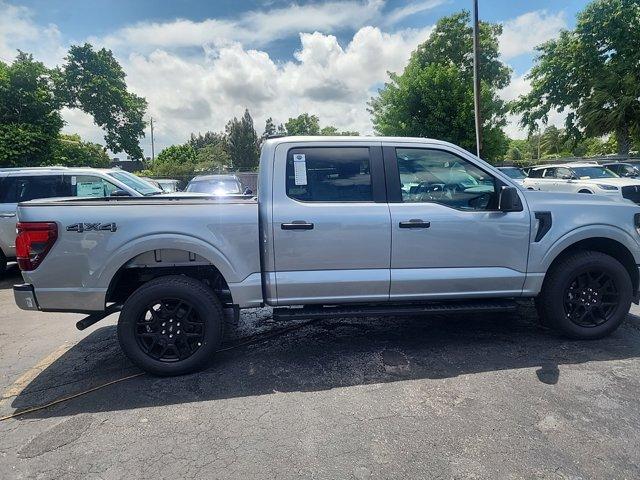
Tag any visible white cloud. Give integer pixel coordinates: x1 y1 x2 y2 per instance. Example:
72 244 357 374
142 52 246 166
384 0 446 26
119 25 431 152
97 0 388 52
0 1 65 66
499 10 567 60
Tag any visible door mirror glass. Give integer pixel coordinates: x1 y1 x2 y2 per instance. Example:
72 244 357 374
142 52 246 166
498 186 522 212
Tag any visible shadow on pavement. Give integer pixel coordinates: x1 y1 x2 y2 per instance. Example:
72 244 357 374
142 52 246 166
0 265 21 290
11 304 640 419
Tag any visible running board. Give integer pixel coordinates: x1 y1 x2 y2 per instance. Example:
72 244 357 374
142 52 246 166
273 299 517 321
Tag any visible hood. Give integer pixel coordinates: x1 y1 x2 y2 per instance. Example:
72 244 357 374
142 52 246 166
574 177 640 187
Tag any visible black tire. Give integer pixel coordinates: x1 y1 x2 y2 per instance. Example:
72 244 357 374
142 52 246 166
0 250 6 275
578 190 593 194
537 250 632 339
117 275 224 376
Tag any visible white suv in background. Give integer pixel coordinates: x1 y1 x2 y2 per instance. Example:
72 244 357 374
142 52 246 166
0 167 162 273
522 163 640 204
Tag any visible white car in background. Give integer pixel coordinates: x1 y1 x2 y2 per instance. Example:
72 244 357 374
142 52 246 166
523 163 640 204
497 166 527 186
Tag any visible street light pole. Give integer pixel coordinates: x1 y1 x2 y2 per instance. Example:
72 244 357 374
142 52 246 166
472 0 482 158
150 117 155 162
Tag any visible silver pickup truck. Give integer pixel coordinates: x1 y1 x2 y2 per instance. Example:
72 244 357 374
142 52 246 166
13 137 640 375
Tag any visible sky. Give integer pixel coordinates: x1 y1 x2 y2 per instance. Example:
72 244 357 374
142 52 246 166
0 0 591 157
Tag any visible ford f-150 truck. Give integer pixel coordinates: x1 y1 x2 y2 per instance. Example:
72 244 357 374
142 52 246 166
13 137 640 375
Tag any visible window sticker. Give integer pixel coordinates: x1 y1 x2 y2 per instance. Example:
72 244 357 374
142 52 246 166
77 181 104 197
293 153 307 185
71 176 77 186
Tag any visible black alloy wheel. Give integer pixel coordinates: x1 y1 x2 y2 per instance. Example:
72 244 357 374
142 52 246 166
135 298 205 362
563 269 619 328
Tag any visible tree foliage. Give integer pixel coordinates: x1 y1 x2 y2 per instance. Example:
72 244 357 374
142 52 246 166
51 134 110 167
58 44 147 159
0 53 63 167
284 113 320 135
0 44 146 167
226 109 260 171
512 0 640 155
369 11 511 161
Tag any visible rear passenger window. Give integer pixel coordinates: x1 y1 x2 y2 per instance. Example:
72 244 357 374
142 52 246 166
1 175 64 203
286 147 372 202
528 169 543 178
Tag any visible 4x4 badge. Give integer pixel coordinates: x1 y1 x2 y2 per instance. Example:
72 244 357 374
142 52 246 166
66 223 117 233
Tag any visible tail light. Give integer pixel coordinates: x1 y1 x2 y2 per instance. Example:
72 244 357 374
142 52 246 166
16 222 58 271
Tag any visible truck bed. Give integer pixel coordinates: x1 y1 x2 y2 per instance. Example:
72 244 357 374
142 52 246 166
16 195 261 312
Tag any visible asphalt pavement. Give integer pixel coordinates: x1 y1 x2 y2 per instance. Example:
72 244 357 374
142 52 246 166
1 264 639 479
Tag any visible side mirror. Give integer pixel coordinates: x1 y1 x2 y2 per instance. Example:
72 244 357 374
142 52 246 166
110 189 131 197
498 186 522 212
243 187 253 195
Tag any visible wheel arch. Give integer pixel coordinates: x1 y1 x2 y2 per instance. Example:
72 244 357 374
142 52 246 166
545 237 639 295
100 234 240 307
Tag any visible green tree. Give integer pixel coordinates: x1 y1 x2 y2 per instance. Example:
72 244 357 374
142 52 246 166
284 113 320 135
261 117 277 141
51 134 110 167
319 125 360 136
150 144 198 177
0 52 63 167
226 109 259 171
513 0 640 156
369 11 511 161
58 44 147 159
195 142 231 173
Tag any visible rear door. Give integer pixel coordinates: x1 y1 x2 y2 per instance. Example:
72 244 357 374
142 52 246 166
271 141 391 305
0 174 64 257
383 142 530 300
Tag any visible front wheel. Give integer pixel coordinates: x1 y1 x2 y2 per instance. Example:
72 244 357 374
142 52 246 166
117 275 224 376
537 250 632 339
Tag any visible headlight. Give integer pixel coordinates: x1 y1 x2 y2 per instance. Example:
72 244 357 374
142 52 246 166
596 184 619 191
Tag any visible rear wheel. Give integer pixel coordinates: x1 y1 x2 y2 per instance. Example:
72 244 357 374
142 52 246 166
537 250 632 339
117 275 224 376
0 250 6 274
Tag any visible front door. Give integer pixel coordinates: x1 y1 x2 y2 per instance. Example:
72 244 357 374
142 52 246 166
383 143 531 300
271 142 391 305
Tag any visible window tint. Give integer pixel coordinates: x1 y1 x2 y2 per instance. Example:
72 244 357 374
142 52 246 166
528 169 544 178
286 147 372 202
396 148 497 211
542 168 556 178
63 175 120 197
1 175 65 203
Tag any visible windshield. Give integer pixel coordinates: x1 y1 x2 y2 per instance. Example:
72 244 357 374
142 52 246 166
572 166 619 179
108 171 163 195
500 167 526 179
186 178 242 194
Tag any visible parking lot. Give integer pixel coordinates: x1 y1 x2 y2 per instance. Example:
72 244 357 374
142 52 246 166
0 265 639 479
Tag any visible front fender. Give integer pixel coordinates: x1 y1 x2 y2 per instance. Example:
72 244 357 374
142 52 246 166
536 224 640 272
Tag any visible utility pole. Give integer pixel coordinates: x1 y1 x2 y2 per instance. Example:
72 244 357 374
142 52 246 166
472 0 482 158
150 117 155 162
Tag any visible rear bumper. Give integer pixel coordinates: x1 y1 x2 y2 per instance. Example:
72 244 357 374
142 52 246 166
13 283 39 311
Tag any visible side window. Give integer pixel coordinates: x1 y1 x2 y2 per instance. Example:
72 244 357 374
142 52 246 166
1 175 64 203
286 147 372 202
395 148 497 211
528 169 544 178
64 175 119 198
542 168 556 178
555 167 571 179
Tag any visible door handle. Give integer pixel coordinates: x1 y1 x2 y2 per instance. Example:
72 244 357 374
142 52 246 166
0 213 16 218
399 219 430 229
281 221 314 230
